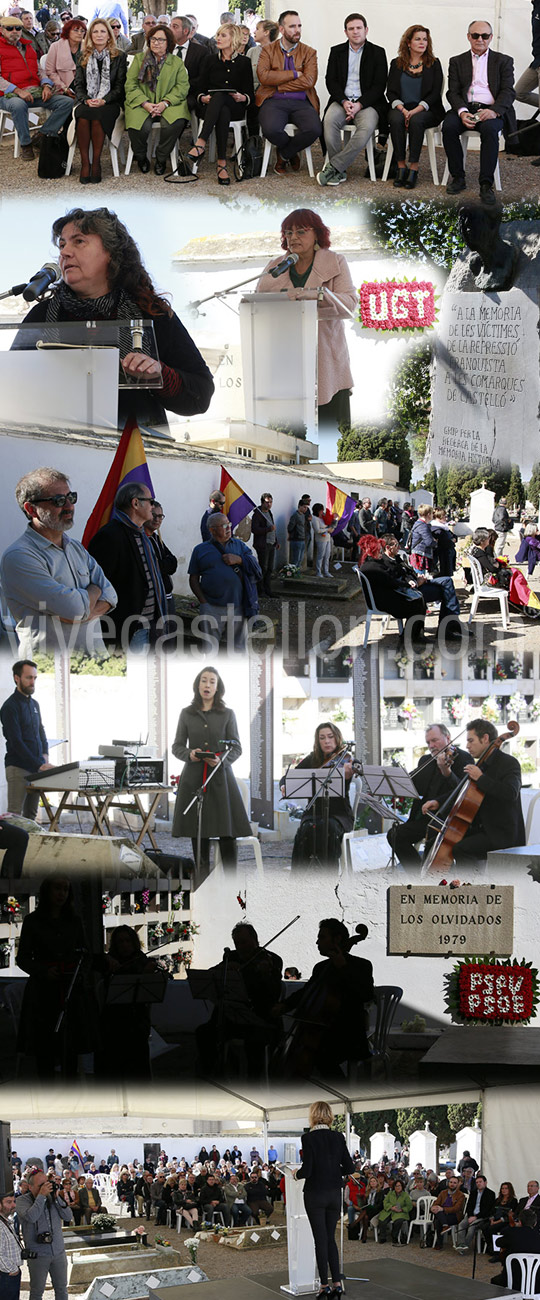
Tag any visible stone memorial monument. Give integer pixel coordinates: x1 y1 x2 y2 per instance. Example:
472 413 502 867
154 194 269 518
455 1116 482 1171
408 1122 437 1177
427 211 540 478
370 1123 395 1165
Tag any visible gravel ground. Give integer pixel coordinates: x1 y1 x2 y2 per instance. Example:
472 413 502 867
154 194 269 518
15 1208 500 1291
2 133 540 201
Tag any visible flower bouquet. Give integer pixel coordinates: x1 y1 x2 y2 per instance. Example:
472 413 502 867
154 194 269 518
92 1214 116 1232
184 1237 199 1265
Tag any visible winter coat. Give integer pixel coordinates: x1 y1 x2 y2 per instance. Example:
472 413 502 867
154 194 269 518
124 50 189 129
171 705 252 839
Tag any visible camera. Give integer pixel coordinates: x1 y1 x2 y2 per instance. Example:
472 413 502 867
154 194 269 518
37 1232 53 1244
21 1249 38 1260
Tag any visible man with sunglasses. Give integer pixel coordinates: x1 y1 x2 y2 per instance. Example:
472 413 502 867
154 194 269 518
109 18 130 50
442 21 516 204
0 468 116 656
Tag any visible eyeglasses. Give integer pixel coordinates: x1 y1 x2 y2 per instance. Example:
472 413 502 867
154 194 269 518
137 495 156 505
151 35 168 41
111 23 121 28
469 31 492 39
30 491 77 507
153 512 165 520
283 227 310 237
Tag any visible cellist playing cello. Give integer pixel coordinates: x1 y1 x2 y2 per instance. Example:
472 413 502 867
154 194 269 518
422 718 525 871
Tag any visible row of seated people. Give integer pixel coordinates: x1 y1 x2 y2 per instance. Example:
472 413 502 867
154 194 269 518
0 7 521 198
346 1166 540 1282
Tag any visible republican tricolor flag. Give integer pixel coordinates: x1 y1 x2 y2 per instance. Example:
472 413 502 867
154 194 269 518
325 481 355 535
219 466 256 528
82 417 155 549
70 1140 84 1165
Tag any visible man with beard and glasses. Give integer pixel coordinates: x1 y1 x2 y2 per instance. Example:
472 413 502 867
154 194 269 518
0 468 116 655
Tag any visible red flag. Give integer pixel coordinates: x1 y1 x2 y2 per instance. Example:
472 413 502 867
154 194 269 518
82 418 155 549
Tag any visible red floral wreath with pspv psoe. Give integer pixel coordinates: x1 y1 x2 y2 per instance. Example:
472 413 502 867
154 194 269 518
444 957 538 1025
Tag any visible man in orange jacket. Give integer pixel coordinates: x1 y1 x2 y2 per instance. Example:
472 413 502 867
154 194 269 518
256 9 321 173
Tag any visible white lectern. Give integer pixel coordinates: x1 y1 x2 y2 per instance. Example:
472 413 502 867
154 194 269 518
280 1165 319 1296
1 349 120 430
239 293 318 442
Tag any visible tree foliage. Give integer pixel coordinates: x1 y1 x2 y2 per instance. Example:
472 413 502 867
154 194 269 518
396 1106 453 1146
507 465 525 509
527 463 540 508
388 343 432 464
349 1111 398 1149
337 423 413 489
443 465 511 508
365 199 540 270
447 1102 481 1134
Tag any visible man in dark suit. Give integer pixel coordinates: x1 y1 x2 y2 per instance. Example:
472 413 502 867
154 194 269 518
128 12 158 53
317 11 387 186
170 14 207 111
490 1209 540 1289
88 482 169 650
387 723 469 869
185 13 210 46
517 1181 540 1218
442 19 516 204
452 718 526 865
455 1174 496 1251
78 1180 103 1225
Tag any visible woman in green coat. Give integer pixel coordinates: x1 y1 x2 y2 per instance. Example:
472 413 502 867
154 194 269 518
124 23 189 173
377 1180 413 1245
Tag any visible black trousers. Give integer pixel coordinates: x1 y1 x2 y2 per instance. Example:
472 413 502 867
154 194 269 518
387 815 435 869
255 543 276 595
304 1188 341 1286
258 97 321 157
128 115 184 163
453 830 490 866
198 91 246 156
291 814 347 870
442 111 502 184
387 106 440 164
318 387 351 430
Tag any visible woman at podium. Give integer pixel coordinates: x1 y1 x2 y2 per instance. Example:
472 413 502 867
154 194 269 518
171 664 251 875
15 207 214 431
256 209 357 429
295 1100 354 1299
282 722 354 869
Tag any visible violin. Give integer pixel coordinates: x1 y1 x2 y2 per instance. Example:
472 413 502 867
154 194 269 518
271 925 368 1079
421 721 519 875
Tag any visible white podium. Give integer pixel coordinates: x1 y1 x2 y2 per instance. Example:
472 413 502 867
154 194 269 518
1 348 120 430
280 1165 319 1296
239 292 318 442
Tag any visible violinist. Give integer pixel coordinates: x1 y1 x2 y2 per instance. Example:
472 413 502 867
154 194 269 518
196 922 283 1078
282 723 354 870
273 919 375 1079
448 719 525 866
388 724 468 869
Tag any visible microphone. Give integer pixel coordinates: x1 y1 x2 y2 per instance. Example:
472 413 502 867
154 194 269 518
269 252 299 279
22 263 61 302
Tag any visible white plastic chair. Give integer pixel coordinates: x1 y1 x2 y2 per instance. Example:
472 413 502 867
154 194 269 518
505 1253 540 1298
65 110 125 177
441 131 502 190
467 553 509 630
190 114 247 173
407 1194 435 1244
0 106 50 157
324 122 377 181
354 564 404 646
260 121 314 177
213 777 263 872
524 790 540 845
382 126 441 184
125 119 178 174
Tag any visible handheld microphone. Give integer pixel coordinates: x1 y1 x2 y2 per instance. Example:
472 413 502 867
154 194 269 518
22 263 61 303
270 252 299 279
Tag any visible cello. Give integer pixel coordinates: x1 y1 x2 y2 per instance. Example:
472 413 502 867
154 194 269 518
421 720 520 876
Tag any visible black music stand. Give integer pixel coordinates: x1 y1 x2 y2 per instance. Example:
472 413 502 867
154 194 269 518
359 765 418 869
105 969 168 1007
285 766 346 868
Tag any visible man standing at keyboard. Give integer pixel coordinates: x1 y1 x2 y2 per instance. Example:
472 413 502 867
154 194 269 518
0 660 53 819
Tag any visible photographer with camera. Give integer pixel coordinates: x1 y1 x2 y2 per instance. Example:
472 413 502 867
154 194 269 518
15 1170 71 1300
0 1190 23 1300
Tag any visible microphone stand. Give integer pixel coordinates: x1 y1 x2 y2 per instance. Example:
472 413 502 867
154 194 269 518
188 269 270 315
339 1179 369 1288
183 743 235 880
54 948 86 1079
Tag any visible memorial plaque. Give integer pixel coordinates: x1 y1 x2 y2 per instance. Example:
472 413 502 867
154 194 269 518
428 289 539 476
387 885 513 956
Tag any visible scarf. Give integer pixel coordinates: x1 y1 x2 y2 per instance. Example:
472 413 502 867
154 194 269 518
85 47 111 99
44 282 154 363
138 47 166 94
115 508 168 623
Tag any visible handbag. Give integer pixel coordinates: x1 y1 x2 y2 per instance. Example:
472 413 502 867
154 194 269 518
233 132 263 181
505 111 540 155
37 131 69 178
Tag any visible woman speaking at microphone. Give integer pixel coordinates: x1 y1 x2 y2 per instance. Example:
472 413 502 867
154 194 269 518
256 209 357 429
295 1101 354 1300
